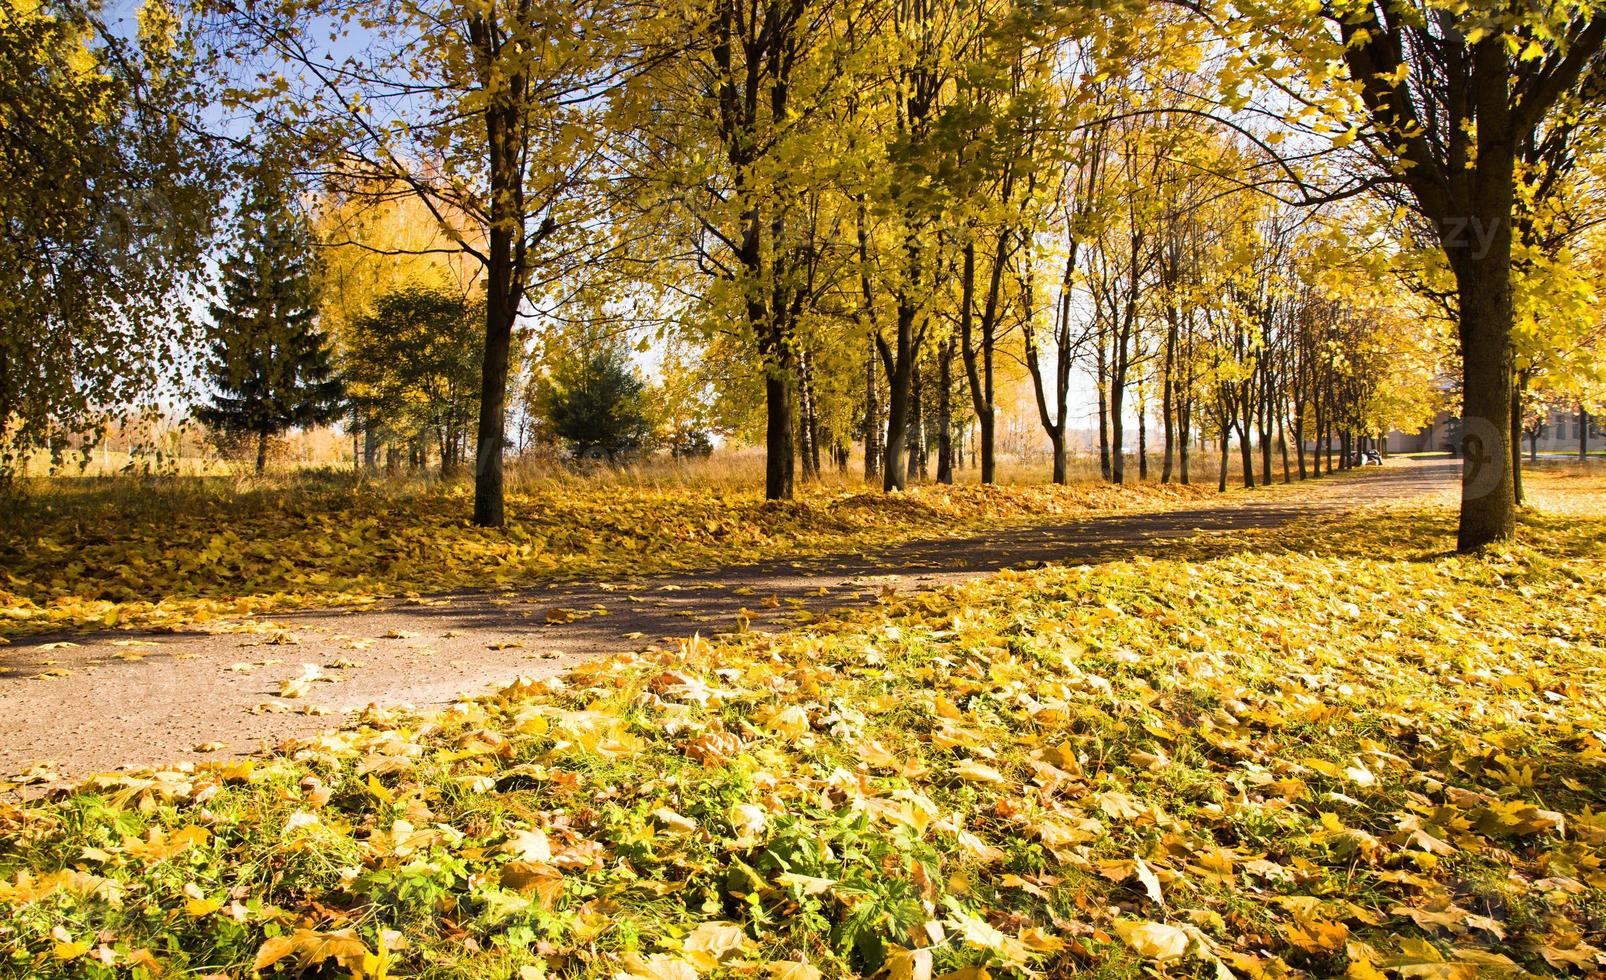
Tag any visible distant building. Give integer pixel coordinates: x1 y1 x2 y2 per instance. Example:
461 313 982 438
1388 413 1455 454
1389 407 1599 455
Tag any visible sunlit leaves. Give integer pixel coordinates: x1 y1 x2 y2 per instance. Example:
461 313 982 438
2 487 1603 976
0 477 1209 636
0 0 216 474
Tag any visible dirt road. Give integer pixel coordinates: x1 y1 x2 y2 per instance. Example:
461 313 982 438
0 459 1456 786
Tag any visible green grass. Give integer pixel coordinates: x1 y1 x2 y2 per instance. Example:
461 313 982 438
0 472 1601 978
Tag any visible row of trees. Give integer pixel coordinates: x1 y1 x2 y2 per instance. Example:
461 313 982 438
5 0 1606 551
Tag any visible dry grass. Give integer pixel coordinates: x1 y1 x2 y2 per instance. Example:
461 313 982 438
1523 460 1606 516
1 469 1602 978
0 458 1220 637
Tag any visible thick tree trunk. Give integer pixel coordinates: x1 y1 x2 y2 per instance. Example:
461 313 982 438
977 406 992 483
255 429 268 474
1453 250 1517 550
880 316 915 492
1110 384 1125 484
472 91 519 527
882 371 910 490
470 270 512 521
470 298 511 525
764 361 796 499
362 420 378 472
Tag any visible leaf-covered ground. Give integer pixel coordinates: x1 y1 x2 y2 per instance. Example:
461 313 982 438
0 478 1213 637
1 475 1602 979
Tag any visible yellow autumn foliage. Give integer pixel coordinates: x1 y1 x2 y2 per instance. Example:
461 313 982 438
0 478 1211 636
0 470 1600 976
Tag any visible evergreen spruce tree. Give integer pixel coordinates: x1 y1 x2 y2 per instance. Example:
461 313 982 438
536 344 652 463
197 176 343 472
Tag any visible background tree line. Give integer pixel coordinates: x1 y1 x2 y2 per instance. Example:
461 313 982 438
4 0 1605 552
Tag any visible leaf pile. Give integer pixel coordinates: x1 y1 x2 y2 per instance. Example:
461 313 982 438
1 501 1603 978
0 479 1211 637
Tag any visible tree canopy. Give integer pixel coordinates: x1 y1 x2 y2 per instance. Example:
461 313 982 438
2 0 1602 551
0 0 216 474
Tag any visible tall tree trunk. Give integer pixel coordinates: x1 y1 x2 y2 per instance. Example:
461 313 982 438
798 350 820 481
1109 293 1136 484
1178 397 1191 485
470 77 523 527
350 407 361 473
959 241 1000 485
1110 380 1125 484
1096 330 1110 480
1449 124 1518 549
1278 409 1291 483
908 357 924 482
881 180 925 491
1511 375 1525 505
1137 375 1148 482
764 358 796 499
864 343 881 482
1161 315 1176 483
936 339 954 483
255 429 268 474
1294 406 1306 480
1454 273 1516 547
363 419 378 472
473 245 516 526
1309 396 1323 478
1237 417 1255 488
1024 294 1069 486
1582 406 1591 460
1258 361 1273 486
880 311 915 492
1217 423 1230 493
1323 384 1335 475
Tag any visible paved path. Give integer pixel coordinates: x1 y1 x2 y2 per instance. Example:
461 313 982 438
0 459 1457 787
